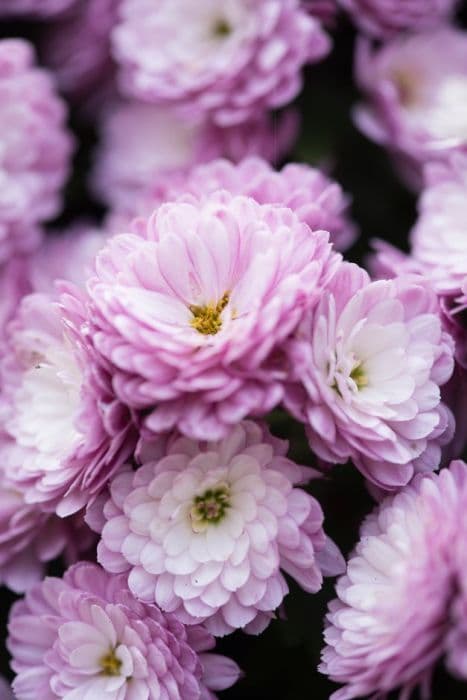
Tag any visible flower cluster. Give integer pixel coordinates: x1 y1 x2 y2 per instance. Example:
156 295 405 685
1 3 467 700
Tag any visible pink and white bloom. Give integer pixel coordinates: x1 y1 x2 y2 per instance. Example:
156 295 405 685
339 0 458 39
0 0 76 16
355 29 467 184
0 40 73 263
148 157 356 252
320 461 467 699
93 101 298 212
0 472 95 593
89 421 344 636
113 0 330 126
285 263 455 489
0 291 135 517
87 192 340 441
8 561 241 700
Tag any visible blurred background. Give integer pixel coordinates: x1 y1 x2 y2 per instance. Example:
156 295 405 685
1 5 467 699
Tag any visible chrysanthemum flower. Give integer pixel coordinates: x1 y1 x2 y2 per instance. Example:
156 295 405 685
87 192 340 440
93 101 298 212
8 561 240 699
113 0 330 126
0 0 76 16
155 157 356 252
320 461 467 699
339 0 458 39
354 29 467 184
285 263 455 489
0 291 135 517
0 40 73 263
0 472 94 593
88 421 344 636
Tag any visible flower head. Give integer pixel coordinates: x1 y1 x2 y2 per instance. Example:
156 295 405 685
340 0 458 39
320 461 467 699
0 291 135 516
355 29 467 183
0 39 73 263
89 421 344 636
113 0 330 125
285 263 455 489
8 561 241 699
88 192 340 440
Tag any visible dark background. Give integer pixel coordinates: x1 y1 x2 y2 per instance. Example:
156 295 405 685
1 5 467 699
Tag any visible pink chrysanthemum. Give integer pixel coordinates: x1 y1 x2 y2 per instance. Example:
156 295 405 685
87 192 340 440
93 101 298 212
0 0 76 16
0 471 95 593
113 0 330 126
285 263 455 490
153 157 356 252
339 0 458 39
41 0 118 102
0 291 135 517
354 29 467 185
8 562 240 700
320 461 467 700
88 420 344 636
0 40 73 263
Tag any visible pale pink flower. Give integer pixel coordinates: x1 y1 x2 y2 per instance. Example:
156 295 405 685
8 562 241 699
355 29 467 185
89 421 344 636
320 461 467 699
0 40 73 263
285 263 455 489
113 0 330 125
87 192 340 440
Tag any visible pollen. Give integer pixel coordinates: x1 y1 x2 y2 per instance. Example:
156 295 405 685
350 363 368 390
189 293 229 335
100 649 122 677
190 483 230 532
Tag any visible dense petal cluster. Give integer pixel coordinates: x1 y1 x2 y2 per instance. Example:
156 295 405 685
89 421 344 636
113 0 330 125
0 0 76 17
339 0 459 38
285 263 455 489
93 102 297 211
0 40 73 263
150 157 356 251
320 461 467 699
0 291 135 516
355 29 467 184
88 192 340 440
8 562 241 700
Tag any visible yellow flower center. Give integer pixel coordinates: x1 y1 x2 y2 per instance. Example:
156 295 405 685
391 69 419 107
189 293 230 335
212 18 232 38
190 483 230 532
350 363 368 390
100 649 122 677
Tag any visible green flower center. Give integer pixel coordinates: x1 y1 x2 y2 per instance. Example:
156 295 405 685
190 483 230 532
212 18 232 38
189 293 229 335
100 649 122 677
350 362 368 390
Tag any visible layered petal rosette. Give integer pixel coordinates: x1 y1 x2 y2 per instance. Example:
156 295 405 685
339 0 458 39
0 473 95 593
93 101 297 212
355 29 467 184
0 40 73 262
285 263 455 489
113 0 330 125
0 291 135 516
0 0 76 17
88 421 344 636
156 157 356 252
87 192 340 440
320 461 467 699
8 561 240 700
